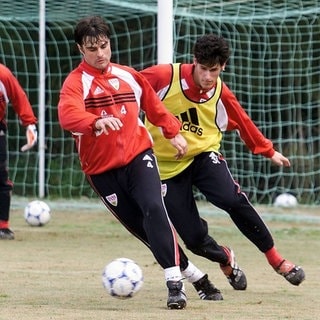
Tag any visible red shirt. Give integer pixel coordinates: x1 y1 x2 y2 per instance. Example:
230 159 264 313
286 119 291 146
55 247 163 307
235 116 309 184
0 63 37 125
58 60 181 174
141 63 275 158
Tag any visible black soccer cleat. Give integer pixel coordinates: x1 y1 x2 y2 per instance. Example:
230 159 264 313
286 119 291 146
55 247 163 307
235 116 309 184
166 280 187 309
192 274 223 300
275 259 305 286
220 247 247 290
0 228 15 240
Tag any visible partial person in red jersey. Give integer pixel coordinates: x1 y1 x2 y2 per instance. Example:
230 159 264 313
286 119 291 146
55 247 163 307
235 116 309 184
0 63 37 240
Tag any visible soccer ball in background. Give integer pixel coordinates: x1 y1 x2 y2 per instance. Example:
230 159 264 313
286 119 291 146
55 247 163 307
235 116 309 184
24 200 51 226
102 258 143 299
273 193 298 208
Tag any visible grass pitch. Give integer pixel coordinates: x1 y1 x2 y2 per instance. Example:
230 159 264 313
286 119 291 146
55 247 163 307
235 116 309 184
1 199 319 320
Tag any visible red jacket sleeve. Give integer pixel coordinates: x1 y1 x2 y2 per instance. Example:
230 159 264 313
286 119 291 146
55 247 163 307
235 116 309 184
140 64 172 94
222 83 275 158
58 72 99 135
0 64 37 126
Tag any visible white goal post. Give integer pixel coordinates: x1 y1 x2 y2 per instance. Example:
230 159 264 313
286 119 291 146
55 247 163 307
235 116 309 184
157 0 173 63
38 0 46 198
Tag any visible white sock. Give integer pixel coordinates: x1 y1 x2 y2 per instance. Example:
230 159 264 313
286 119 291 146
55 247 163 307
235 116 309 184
164 266 183 282
181 261 205 283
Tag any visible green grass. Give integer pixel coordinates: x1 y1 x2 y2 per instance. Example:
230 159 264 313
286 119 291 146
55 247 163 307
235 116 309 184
1 200 319 320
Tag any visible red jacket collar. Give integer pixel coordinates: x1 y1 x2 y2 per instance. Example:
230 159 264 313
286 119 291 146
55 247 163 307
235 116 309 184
79 60 111 76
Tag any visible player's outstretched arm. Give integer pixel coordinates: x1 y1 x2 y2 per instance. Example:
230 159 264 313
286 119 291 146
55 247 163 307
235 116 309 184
271 151 291 167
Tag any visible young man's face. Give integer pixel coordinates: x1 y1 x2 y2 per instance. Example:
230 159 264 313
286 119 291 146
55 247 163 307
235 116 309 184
192 58 225 90
78 36 111 70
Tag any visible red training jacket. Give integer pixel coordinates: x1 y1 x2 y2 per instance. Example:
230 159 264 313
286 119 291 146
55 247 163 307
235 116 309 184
58 60 181 175
0 63 37 126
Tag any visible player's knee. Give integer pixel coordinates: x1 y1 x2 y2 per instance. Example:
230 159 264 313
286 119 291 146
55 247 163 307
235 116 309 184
143 200 165 218
218 192 249 211
185 235 226 263
184 234 211 255
186 243 207 256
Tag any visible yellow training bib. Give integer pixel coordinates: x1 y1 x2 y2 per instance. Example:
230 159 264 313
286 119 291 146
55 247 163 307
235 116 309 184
146 63 223 179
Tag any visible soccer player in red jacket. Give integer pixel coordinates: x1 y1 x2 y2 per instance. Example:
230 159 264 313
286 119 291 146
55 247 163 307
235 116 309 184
141 34 305 292
58 16 224 309
0 63 37 240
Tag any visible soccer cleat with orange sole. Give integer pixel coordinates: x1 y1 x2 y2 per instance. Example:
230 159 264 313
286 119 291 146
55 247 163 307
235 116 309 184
275 259 305 286
220 247 247 290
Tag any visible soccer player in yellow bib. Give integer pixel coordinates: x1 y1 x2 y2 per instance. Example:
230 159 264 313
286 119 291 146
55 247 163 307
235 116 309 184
141 34 305 293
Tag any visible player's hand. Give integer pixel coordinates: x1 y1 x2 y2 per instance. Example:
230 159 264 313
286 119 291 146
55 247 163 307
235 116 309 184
169 133 188 160
21 124 37 152
95 117 123 135
271 151 291 167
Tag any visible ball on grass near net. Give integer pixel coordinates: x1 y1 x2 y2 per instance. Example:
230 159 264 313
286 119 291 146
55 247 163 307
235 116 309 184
273 193 298 208
24 200 51 226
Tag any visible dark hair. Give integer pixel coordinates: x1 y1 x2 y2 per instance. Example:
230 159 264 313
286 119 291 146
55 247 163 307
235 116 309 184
74 16 111 45
193 34 230 66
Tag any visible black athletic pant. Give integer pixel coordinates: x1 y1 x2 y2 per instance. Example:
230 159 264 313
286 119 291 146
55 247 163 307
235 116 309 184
0 121 12 222
87 148 190 270
162 151 274 265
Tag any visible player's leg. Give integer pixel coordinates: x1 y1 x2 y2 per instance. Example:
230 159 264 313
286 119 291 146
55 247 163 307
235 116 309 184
193 152 274 251
178 241 223 300
102 189 221 301
128 149 220 301
87 150 186 309
88 169 199 285
125 150 181 269
163 167 235 294
0 123 14 240
163 167 227 263
163 165 246 290
195 151 305 286
87 168 173 266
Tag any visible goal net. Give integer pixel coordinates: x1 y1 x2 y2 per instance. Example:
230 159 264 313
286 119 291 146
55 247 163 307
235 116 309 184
0 0 319 204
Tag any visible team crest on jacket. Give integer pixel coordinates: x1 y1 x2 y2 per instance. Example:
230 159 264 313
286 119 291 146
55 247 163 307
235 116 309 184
108 78 120 90
105 193 118 206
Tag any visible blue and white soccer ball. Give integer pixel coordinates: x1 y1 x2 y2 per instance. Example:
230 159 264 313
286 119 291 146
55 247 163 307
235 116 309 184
102 258 143 299
24 200 51 226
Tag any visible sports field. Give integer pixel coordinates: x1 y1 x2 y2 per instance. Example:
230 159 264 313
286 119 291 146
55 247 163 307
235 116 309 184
1 198 319 320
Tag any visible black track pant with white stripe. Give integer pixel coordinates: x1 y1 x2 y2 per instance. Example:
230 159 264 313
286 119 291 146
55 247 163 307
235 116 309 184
87 148 190 270
162 151 275 265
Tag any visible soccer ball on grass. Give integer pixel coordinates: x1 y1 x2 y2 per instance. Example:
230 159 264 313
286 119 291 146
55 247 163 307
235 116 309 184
273 193 298 208
24 200 51 226
102 258 143 299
